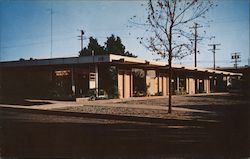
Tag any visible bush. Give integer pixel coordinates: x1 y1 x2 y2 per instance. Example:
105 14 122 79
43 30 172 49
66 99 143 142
106 66 119 99
107 85 119 99
88 89 97 100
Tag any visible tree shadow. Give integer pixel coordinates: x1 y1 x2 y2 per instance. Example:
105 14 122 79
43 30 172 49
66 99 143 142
0 106 249 158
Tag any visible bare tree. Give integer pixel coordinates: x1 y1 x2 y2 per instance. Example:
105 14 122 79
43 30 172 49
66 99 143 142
131 0 215 113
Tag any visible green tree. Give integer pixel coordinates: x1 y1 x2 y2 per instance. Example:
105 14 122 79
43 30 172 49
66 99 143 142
79 35 137 57
105 34 137 57
105 34 125 55
79 37 105 56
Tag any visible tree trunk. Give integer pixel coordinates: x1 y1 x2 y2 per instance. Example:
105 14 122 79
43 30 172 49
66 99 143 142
168 23 173 114
168 60 172 113
168 42 172 113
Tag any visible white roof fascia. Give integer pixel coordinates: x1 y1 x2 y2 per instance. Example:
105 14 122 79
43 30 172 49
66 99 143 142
170 63 242 76
109 54 166 66
0 54 242 76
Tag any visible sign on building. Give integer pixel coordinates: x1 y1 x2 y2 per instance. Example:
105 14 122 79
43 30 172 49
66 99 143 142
89 72 96 89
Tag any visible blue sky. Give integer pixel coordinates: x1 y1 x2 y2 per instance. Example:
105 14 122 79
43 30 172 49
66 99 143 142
0 0 249 68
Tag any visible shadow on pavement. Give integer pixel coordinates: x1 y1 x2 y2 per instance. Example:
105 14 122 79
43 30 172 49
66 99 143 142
185 93 249 101
0 97 52 106
0 105 249 158
0 106 215 126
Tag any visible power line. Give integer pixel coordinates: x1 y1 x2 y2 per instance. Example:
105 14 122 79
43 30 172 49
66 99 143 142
208 43 221 70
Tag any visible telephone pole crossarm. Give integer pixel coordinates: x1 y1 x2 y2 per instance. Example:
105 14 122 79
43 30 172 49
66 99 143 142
231 52 241 69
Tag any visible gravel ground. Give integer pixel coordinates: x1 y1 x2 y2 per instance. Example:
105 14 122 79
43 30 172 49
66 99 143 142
57 105 192 120
120 93 248 106
56 93 248 121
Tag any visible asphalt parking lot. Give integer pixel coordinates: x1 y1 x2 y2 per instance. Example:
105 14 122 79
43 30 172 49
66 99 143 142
0 93 249 158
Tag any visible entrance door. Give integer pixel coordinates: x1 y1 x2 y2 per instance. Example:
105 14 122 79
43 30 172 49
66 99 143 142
76 73 89 97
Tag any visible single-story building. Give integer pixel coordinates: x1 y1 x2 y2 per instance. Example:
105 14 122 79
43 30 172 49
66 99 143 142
216 66 249 95
0 54 242 99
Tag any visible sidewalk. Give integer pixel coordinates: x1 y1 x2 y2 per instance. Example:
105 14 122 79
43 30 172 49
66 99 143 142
0 100 81 110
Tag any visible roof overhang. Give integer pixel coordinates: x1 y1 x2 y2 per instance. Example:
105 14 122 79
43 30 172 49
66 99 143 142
0 54 242 76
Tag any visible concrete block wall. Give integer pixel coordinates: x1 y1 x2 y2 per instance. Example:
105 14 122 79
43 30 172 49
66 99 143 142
118 70 133 98
186 78 196 94
146 71 169 96
204 79 210 93
158 74 169 96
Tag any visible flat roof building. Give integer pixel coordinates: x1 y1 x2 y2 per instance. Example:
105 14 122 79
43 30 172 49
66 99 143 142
0 54 242 100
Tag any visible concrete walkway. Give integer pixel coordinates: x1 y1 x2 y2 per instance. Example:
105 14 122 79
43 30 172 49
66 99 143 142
0 100 80 110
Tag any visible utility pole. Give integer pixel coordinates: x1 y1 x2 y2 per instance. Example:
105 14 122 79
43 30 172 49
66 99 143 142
208 44 221 70
46 4 54 58
78 30 84 51
190 23 202 67
50 7 53 58
190 23 202 94
231 52 241 69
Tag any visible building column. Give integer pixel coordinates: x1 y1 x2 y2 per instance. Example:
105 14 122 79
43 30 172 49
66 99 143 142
186 78 189 94
124 70 131 98
177 76 180 93
118 70 124 98
189 78 195 94
207 79 211 93
130 73 133 97
204 79 208 93
196 79 200 93
162 75 167 96
95 64 99 96
157 72 160 94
